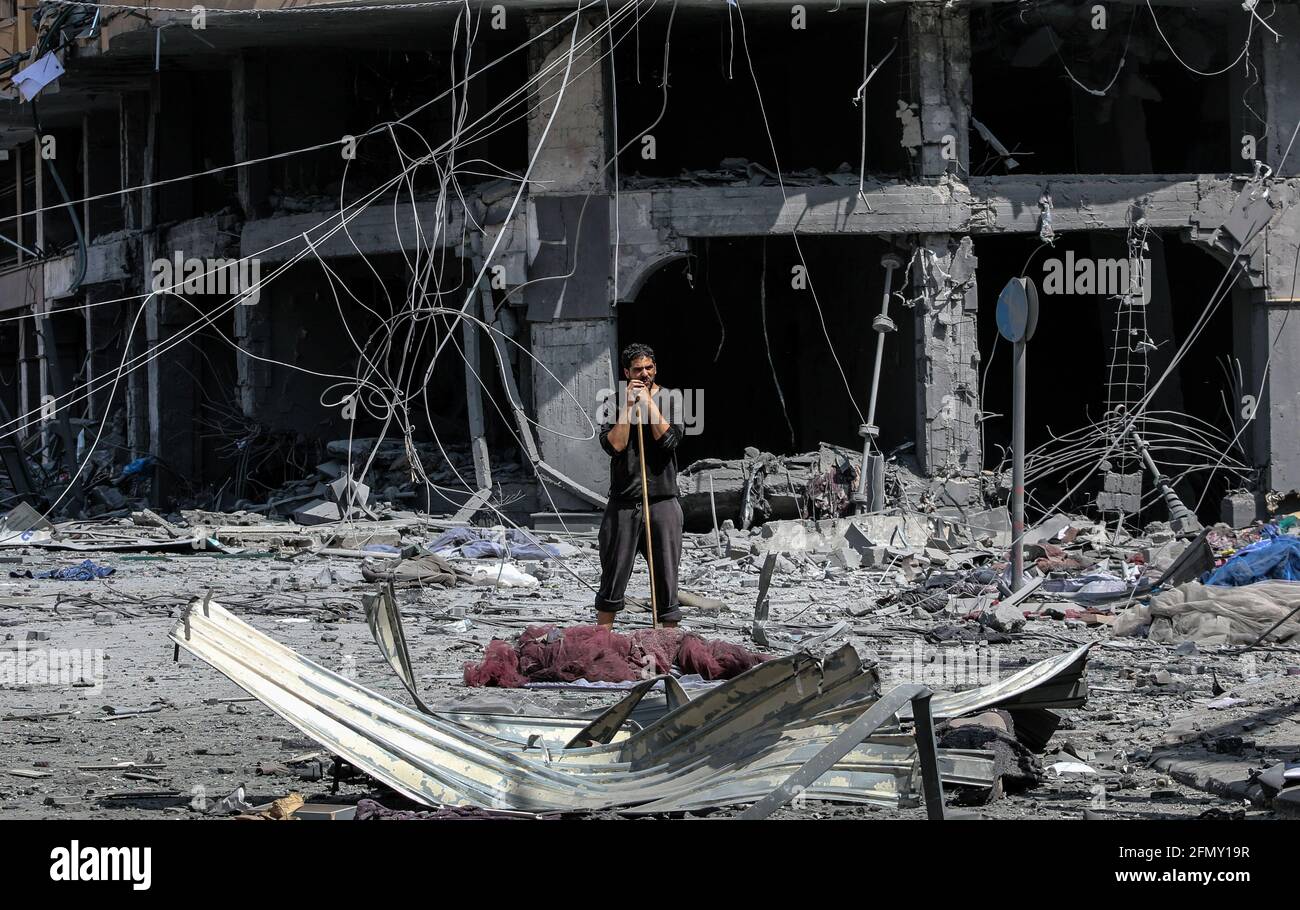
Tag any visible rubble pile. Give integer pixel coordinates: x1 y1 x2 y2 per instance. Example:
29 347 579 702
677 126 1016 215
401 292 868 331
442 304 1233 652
3 478 1300 820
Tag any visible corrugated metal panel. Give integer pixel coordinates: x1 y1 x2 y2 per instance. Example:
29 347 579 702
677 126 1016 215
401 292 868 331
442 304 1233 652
172 600 928 811
171 599 1088 813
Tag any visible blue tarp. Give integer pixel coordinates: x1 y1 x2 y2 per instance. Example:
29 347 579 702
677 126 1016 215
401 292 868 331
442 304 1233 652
118 455 157 479
426 528 562 561
9 559 117 581
1204 535 1300 586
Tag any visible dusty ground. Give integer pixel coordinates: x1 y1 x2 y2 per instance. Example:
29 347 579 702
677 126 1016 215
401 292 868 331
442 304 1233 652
1 529 1295 820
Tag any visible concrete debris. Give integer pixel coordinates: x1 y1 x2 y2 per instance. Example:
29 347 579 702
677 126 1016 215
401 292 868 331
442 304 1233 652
10 487 1255 821
987 601 1028 634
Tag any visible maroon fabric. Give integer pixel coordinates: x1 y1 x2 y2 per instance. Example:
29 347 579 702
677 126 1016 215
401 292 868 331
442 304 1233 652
630 628 685 677
464 624 768 688
516 624 638 683
462 639 528 687
678 637 769 680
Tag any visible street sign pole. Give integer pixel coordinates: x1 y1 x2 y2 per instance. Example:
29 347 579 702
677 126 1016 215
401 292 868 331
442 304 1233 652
997 277 1038 594
1011 334 1026 592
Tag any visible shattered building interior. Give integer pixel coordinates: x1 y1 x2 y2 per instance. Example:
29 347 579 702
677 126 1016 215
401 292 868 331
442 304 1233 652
1 0 1300 835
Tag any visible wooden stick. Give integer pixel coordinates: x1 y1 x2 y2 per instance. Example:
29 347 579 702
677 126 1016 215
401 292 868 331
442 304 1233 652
635 403 659 630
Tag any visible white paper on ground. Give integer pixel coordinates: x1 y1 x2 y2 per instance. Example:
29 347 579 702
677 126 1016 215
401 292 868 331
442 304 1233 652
1048 760 1098 777
469 562 540 588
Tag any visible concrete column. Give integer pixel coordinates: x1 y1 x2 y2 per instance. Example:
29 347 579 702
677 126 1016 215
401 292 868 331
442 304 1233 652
84 283 126 423
913 234 981 476
909 3 971 178
119 92 149 460
125 300 148 458
1232 284 1268 480
234 294 272 419
142 73 201 501
530 318 616 509
232 50 271 220
525 12 607 195
17 316 36 443
1252 190 1300 496
131 79 160 465
146 297 200 504
118 92 148 233
524 12 615 507
1263 4 1300 172
1244 286 1300 497
1252 13 1300 497
908 8 979 475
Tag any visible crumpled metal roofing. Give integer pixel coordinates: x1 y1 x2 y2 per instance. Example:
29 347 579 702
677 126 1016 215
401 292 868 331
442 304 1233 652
169 598 1090 814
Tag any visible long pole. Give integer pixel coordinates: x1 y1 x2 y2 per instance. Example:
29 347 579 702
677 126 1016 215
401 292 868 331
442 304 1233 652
855 254 901 514
1011 339 1026 592
636 401 659 629
709 473 723 558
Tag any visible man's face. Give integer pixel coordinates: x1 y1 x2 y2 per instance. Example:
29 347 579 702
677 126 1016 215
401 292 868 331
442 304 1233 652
624 355 656 385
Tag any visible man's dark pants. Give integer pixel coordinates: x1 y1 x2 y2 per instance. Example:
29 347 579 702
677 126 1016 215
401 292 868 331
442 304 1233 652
595 496 684 624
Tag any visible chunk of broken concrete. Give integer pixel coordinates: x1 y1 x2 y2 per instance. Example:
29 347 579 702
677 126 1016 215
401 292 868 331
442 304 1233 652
827 546 860 571
1274 786 1300 819
292 499 345 526
987 601 1026 633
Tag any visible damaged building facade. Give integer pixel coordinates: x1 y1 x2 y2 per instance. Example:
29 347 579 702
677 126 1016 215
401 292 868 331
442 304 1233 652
1 0 1298 530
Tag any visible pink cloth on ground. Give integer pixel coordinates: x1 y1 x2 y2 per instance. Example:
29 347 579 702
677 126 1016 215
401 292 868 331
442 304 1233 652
463 625 768 687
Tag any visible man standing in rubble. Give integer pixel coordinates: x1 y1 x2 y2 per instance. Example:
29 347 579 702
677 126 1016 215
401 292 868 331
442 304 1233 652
595 343 686 628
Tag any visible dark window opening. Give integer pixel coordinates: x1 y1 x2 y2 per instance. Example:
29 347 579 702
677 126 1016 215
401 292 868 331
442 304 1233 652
87 108 125 240
617 236 915 468
185 307 239 499
613 6 909 186
38 127 83 255
265 35 529 206
47 305 88 425
226 255 516 500
0 153 18 270
0 325 21 437
970 5 1250 175
975 231 1239 525
154 71 238 222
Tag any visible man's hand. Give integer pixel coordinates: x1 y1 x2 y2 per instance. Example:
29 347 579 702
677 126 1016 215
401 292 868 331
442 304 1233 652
626 380 651 422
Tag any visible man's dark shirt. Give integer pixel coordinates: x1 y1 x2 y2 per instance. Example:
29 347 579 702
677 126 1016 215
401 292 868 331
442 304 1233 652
599 388 684 501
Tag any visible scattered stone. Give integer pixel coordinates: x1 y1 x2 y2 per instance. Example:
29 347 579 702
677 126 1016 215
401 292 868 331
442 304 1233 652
988 602 1026 633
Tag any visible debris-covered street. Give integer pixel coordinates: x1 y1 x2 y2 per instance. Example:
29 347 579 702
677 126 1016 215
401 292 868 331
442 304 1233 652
4 489 1299 821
